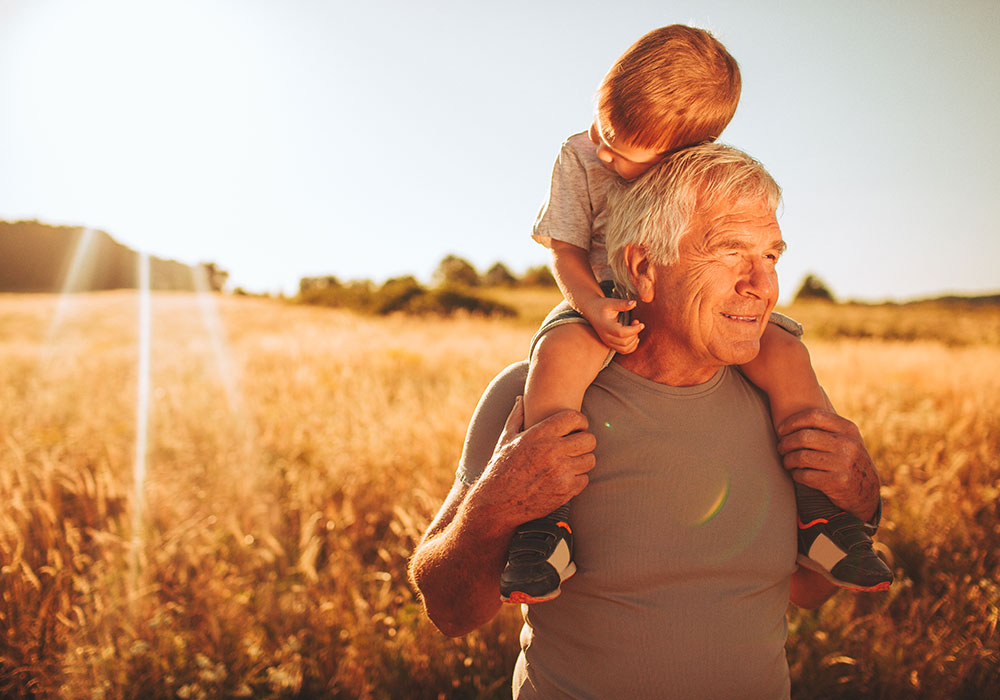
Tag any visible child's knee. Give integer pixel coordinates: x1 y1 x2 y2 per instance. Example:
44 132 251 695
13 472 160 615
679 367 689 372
533 323 609 369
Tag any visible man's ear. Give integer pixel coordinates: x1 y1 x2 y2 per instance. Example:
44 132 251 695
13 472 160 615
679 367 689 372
622 244 656 302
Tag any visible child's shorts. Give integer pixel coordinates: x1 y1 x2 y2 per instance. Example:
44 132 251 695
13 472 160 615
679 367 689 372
528 279 803 365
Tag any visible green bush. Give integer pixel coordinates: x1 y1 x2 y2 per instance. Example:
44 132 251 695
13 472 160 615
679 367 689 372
483 262 517 287
794 274 836 303
521 265 558 287
298 279 374 309
433 255 480 287
295 276 515 318
417 286 516 318
372 276 425 314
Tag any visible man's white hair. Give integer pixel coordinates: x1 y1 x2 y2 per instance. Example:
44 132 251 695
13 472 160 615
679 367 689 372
606 143 782 297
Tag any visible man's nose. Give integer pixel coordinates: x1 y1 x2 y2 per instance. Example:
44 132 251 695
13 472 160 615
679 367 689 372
736 258 776 299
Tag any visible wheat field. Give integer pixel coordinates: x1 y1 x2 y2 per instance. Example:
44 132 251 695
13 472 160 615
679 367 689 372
1 291 998 699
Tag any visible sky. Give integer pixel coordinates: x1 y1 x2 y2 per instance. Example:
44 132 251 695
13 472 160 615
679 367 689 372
1 0 998 303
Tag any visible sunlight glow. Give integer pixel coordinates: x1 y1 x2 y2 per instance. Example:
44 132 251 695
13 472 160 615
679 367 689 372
193 265 241 414
45 227 96 345
130 253 151 594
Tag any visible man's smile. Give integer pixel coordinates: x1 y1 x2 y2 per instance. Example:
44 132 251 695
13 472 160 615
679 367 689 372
720 312 761 323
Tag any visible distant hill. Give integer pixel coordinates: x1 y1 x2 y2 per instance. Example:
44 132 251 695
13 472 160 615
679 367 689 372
898 294 1000 307
0 220 226 293
838 293 1000 308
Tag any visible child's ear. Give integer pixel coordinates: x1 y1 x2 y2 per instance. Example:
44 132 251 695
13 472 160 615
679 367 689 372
622 244 656 302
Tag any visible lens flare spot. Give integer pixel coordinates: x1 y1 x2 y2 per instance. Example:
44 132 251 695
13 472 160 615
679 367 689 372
691 474 730 527
604 421 612 429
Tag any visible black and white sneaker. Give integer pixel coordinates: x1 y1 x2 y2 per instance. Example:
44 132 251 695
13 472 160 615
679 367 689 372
796 486 893 592
500 505 576 604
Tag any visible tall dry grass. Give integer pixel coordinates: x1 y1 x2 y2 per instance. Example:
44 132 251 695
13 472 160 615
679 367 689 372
0 291 997 698
787 338 1000 698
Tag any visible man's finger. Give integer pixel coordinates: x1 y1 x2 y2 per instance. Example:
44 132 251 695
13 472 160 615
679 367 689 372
788 467 826 489
492 396 525 455
561 431 598 460
501 395 524 437
782 449 837 473
776 407 852 437
776 428 841 456
526 408 591 440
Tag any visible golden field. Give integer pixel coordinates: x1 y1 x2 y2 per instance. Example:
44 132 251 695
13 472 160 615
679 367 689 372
1 290 998 699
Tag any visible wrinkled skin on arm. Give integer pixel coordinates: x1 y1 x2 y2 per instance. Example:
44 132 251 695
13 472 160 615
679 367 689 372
408 398 596 636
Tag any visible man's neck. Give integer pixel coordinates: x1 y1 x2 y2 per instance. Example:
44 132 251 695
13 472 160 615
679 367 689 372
614 337 723 387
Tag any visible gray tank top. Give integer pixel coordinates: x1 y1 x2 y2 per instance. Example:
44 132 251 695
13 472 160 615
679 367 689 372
458 361 796 699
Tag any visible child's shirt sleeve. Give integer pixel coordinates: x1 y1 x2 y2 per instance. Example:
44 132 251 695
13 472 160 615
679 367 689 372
532 137 597 252
531 132 616 282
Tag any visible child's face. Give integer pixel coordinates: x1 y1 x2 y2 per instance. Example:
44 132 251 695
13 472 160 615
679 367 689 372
589 121 666 181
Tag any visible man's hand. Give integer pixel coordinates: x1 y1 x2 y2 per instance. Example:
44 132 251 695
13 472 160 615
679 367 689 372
475 397 597 528
776 408 880 522
580 296 644 354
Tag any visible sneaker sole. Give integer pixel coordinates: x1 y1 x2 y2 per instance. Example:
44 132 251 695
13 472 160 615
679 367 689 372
500 563 577 605
796 553 892 592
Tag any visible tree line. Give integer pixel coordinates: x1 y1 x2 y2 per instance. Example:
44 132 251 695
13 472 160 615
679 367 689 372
294 254 841 317
0 216 843 314
294 255 558 317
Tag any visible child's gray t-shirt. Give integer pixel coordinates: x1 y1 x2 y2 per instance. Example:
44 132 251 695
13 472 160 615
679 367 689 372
532 131 619 282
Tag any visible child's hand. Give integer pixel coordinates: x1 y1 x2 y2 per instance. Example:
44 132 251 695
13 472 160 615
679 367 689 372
582 296 644 354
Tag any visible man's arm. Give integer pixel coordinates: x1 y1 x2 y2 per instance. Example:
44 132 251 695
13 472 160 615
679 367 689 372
790 566 838 609
406 479 508 637
776 409 881 523
408 397 596 637
778 407 883 608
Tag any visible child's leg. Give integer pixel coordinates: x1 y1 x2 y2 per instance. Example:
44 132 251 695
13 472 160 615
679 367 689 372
524 322 612 427
501 322 611 605
743 321 893 592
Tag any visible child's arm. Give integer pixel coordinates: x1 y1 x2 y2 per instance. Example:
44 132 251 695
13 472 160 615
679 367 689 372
550 240 643 354
740 323 828 428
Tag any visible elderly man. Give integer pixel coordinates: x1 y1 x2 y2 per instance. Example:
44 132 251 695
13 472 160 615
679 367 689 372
409 144 882 699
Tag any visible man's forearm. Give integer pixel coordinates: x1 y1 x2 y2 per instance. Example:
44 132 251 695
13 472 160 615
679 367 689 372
409 483 513 637
410 398 596 636
790 565 837 609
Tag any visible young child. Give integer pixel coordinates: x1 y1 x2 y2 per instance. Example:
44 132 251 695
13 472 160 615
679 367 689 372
500 25 893 605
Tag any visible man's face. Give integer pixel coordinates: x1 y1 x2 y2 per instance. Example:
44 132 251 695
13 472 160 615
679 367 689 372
650 199 784 371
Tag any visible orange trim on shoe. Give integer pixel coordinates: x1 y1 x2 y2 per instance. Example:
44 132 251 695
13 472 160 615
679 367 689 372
797 513 847 529
795 553 893 592
556 521 572 534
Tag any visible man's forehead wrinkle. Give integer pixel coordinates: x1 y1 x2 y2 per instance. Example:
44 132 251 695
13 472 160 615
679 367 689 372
702 224 782 246
699 207 781 244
